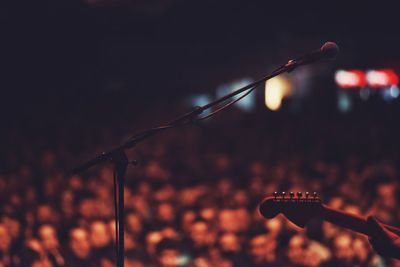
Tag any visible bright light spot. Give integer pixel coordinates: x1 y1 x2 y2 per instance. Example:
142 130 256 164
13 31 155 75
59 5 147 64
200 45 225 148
366 69 399 88
338 92 352 113
264 76 292 111
335 70 366 89
187 94 212 116
382 85 400 102
216 78 255 112
366 70 389 87
390 86 400 98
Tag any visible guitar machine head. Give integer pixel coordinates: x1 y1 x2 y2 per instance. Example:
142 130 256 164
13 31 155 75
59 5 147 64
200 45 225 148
259 191 323 228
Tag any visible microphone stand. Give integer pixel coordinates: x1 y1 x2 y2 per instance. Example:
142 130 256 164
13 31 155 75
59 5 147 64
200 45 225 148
71 59 301 267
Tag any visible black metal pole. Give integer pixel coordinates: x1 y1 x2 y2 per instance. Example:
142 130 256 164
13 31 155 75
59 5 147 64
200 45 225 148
112 151 128 267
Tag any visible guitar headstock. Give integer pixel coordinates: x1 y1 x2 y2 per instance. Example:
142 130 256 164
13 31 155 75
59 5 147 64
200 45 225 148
259 191 323 228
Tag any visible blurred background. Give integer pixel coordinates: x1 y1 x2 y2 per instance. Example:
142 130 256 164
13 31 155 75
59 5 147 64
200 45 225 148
1 0 400 266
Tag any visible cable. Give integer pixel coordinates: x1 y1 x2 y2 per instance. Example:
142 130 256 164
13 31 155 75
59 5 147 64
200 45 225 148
195 66 285 121
125 86 256 141
125 66 285 143
196 85 257 121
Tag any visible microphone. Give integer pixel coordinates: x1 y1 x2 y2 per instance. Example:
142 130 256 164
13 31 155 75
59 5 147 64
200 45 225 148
286 41 339 69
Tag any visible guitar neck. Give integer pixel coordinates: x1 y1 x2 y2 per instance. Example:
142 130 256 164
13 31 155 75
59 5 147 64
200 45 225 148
320 204 400 236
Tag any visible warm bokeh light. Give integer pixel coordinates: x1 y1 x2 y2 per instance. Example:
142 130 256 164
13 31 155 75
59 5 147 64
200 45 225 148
264 76 292 111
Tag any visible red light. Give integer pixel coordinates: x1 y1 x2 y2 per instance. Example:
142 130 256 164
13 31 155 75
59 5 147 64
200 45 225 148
335 70 367 89
366 69 399 88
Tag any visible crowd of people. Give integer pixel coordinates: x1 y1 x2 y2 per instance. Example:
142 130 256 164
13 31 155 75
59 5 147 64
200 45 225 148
1 106 400 267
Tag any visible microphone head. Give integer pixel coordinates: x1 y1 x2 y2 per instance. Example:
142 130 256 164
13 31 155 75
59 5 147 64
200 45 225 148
321 41 339 60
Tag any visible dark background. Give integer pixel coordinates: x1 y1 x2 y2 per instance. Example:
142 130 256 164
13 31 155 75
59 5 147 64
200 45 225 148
2 0 400 138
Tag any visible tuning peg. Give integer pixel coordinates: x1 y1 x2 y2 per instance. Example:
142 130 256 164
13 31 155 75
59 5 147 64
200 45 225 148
281 192 286 199
290 192 295 199
273 192 278 199
305 192 310 199
313 192 317 199
297 192 302 199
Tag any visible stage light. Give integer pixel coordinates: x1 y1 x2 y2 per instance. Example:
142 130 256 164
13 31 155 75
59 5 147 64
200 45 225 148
216 78 256 112
366 69 399 88
264 76 292 111
338 92 352 113
335 70 366 89
186 94 212 116
390 86 400 98
382 85 400 102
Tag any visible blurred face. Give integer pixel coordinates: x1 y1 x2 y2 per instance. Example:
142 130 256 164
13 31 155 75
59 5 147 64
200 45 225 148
158 203 175 223
162 227 178 240
125 232 137 250
233 190 249 206
126 213 142 234
79 199 96 219
62 190 74 203
97 185 111 200
249 161 265 177
69 228 90 259
199 207 216 222
216 179 232 196
181 210 196 233
218 209 239 232
69 175 84 190
158 248 179 267
37 205 54 223
2 217 20 240
190 221 209 246
353 238 368 262
322 222 340 240
303 242 331 267
145 231 163 255
249 235 275 262
264 217 282 237
235 208 250 232
0 224 11 251
154 186 175 202
61 191 74 217
137 182 151 196
39 225 59 251
145 161 168 180
131 196 149 217
219 233 240 253
377 183 396 209
343 205 361 216
90 221 110 248
287 235 306 264
249 177 263 195
333 234 354 262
